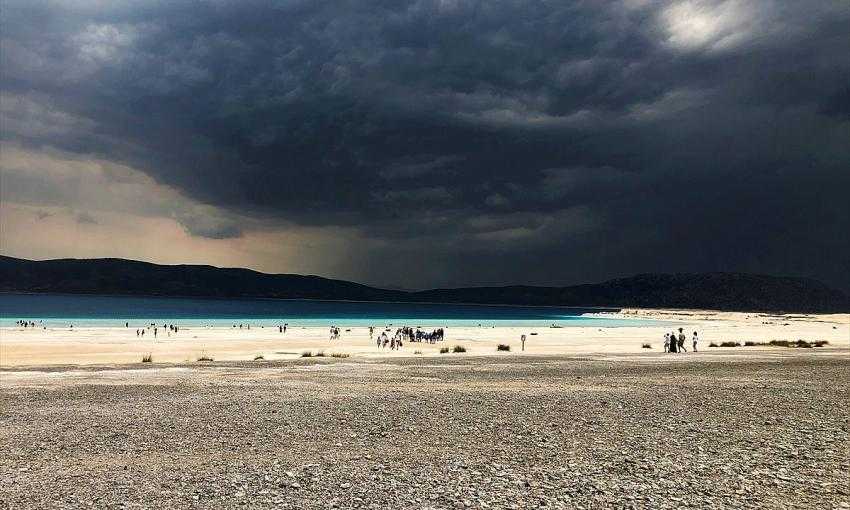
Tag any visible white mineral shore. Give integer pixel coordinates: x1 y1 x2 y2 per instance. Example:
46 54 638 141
1 309 846 366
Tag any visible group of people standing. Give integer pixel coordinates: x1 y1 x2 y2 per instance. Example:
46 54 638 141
665 327 699 353
371 326 446 350
376 330 403 350
396 326 445 344
135 323 180 338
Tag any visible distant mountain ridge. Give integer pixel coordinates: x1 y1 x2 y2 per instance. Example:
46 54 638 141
1 256 847 313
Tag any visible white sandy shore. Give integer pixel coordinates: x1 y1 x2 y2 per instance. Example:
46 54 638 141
0 309 847 367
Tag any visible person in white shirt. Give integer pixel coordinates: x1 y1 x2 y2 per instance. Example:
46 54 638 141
692 332 699 352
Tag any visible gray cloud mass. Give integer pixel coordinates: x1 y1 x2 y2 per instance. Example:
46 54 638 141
1 0 849 289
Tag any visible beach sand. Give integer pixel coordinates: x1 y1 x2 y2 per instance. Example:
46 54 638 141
1 309 848 508
1 309 847 366
1 351 848 509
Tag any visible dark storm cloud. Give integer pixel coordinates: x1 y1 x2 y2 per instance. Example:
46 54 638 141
2 0 849 289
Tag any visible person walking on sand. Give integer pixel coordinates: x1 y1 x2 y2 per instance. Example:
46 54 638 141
668 331 678 353
678 328 687 352
521 334 527 352
692 331 699 352
664 333 670 352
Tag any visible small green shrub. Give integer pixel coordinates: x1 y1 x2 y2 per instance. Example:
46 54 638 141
141 353 153 363
452 345 467 353
197 354 214 362
330 352 349 358
301 351 313 357
769 340 791 347
439 347 450 354
719 341 739 347
314 351 326 357
795 339 812 348
253 355 265 361
813 340 829 347
497 344 511 351
708 342 719 348
641 343 651 349
414 350 423 355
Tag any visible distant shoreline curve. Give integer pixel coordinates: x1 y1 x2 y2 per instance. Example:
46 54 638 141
0 290 623 312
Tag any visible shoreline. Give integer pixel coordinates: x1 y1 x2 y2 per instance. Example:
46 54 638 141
1 308 846 368
0 290 621 312
5 290 848 314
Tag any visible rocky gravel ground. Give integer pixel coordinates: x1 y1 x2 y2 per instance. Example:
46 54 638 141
1 353 848 509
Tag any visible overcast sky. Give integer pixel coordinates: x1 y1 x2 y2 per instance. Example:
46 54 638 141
1 0 848 290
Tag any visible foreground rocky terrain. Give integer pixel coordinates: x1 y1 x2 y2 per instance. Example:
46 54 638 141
1 352 848 509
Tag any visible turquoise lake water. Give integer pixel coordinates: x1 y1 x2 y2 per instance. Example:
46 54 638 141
0 293 663 328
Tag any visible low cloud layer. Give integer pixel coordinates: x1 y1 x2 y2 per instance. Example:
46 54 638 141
2 0 848 290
